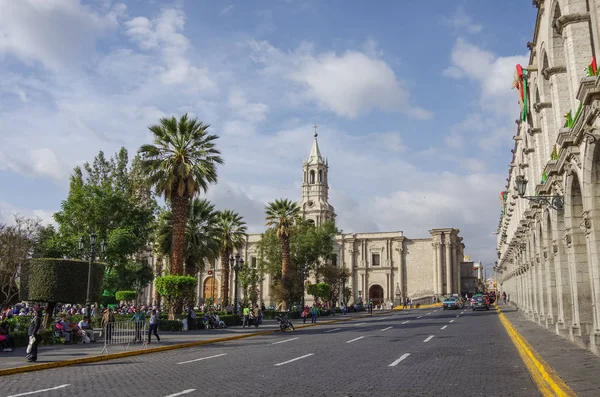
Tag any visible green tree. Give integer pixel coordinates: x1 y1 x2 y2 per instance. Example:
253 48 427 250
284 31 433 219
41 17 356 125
238 266 263 306
104 261 154 303
115 290 136 302
155 275 197 320
306 282 331 304
264 199 301 310
32 225 63 259
54 148 156 269
215 210 247 306
154 199 220 277
138 114 223 275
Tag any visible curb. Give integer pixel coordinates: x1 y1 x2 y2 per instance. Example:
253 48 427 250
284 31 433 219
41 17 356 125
495 305 576 397
0 311 379 377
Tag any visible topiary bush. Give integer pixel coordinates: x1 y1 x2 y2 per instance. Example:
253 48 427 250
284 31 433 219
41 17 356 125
20 258 105 303
115 290 136 302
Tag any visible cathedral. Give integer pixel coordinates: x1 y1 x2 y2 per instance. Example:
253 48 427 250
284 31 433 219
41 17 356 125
143 131 468 307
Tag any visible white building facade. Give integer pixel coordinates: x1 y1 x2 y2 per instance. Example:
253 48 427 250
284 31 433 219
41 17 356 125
497 0 600 355
142 133 467 307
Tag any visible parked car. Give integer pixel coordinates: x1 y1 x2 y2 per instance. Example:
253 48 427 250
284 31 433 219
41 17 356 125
443 298 458 310
472 296 489 311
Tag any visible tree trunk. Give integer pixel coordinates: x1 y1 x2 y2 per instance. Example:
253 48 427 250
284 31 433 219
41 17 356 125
42 301 57 329
220 251 230 306
281 236 291 310
185 259 197 277
170 192 190 275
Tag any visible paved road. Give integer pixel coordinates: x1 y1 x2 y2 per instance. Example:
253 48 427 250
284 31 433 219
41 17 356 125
0 307 540 397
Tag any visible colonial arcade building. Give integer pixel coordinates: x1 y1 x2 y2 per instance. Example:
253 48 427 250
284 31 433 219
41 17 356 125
143 132 469 308
497 0 600 355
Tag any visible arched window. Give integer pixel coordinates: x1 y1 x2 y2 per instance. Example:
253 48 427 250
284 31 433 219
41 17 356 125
310 170 315 184
318 170 323 183
307 219 315 227
331 254 338 267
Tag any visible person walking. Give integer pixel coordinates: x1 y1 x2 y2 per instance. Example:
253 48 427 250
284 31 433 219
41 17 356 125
26 309 43 362
242 306 250 328
101 308 115 342
301 306 310 324
253 305 261 328
130 307 146 343
311 305 318 324
148 309 160 343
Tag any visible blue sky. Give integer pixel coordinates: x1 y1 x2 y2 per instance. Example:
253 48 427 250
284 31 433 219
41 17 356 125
0 0 537 267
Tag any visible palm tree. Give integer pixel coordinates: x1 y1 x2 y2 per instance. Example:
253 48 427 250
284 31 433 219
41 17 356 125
265 198 301 310
139 114 223 275
216 210 247 306
185 199 220 276
154 199 220 276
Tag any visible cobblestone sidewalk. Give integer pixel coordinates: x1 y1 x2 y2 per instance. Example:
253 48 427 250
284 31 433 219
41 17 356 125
500 304 600 397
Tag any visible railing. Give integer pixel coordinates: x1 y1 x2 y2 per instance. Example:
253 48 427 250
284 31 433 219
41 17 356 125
101 321 148 355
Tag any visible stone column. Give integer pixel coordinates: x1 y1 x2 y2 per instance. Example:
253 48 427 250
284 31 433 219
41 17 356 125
431 241 438 295
437 242 443 295
451 243 458 294
445 236 453 295
397 245 405 302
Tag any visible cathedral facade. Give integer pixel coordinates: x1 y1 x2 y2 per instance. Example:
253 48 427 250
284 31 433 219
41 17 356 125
143 133 467 307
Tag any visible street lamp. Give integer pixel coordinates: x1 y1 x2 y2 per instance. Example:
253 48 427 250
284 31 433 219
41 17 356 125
299 265 308 309
515 175 563 211
229 253 244 315
79 232 106 325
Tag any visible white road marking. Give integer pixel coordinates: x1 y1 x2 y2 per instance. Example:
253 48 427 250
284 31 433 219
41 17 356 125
424 335 435 343
177 353 227 365
274 353 314 366
272 337 299 345
441 325 447 330
401 320 410 324
381 326 392 331
426 312 431 315
353 323 366 326
163 390 196 397
417 316 423 319
389 353 411 367
7 385 71 397
375 317 386 321
346 336 366 343
450 320 455 323
324 327 340 333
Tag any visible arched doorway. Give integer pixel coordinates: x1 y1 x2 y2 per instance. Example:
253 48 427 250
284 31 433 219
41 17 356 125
368 284 384 306
203 277 217 301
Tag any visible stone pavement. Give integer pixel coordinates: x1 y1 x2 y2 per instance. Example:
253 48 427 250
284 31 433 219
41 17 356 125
0 310 380 372
500 303 600 397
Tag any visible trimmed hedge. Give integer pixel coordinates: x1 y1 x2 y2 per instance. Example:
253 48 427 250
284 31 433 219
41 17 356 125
115 291 136 302
20 258 105 304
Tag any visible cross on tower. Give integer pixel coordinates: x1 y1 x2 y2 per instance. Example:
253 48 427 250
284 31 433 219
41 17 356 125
313 124 319 138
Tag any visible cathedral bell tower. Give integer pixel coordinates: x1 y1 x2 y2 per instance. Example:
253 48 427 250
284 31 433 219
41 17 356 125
300 125 336 226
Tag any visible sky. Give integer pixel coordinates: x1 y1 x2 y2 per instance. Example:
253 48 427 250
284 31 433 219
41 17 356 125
0 0 538 270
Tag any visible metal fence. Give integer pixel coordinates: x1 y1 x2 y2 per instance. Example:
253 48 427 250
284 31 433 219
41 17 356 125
101 321 148 354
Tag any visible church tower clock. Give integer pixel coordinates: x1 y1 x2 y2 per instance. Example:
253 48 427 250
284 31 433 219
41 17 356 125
300 125 336 226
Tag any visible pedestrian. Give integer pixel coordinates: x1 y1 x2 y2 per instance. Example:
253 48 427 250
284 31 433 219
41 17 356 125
130 307 146 343
253 305 261 328
26 309 43 363
101 308 115 342
311 305 318 324
301 306 309 324
341 302 347 315
148 309 160 344
242 306 250 328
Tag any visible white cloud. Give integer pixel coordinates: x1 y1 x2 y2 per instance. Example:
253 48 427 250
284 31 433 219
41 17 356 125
220 5 234 16
249 40 432 119
0 201 55 227
0 0 123 71
444 7 483 34
29 148 64 180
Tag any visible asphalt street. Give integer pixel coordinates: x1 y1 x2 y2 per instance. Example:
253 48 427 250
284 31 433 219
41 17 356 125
0 307 540 397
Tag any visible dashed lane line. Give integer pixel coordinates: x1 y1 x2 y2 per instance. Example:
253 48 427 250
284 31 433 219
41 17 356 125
346 336 366 343
389 353 410 367
177 353 227 365
449 320 455 323
441 325 447 330
163 390 196 397
424 335 435 343
456 315 460 318
401 320 410 324
353 323 366 326
426 312 431 315
6 385 71 397
381 326 392 332
272 337 299 345
324 328 340 333
274 353 314 367
417 316 423 319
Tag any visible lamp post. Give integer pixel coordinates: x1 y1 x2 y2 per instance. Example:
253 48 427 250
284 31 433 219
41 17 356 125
340 270 348 305
515 175 563 210
299 265 308 309
229 253 244 315
79 232 106 325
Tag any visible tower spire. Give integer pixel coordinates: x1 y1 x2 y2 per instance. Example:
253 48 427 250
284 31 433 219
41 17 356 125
308 124 323 164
